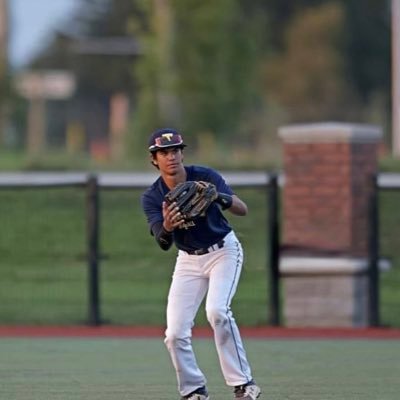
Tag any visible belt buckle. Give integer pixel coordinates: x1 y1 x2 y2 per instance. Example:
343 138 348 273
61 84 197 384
208 240 223 253
192 240 224 256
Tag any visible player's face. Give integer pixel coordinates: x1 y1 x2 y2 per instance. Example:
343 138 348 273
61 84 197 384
154 147 184 174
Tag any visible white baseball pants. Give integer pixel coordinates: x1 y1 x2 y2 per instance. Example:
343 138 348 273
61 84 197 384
164 231 253 397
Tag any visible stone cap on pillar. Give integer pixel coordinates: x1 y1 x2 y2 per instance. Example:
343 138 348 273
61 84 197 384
279 122 382 143
279 256 391 276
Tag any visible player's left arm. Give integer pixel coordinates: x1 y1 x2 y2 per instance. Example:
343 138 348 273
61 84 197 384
213 190 247 216
228 194 248 216
205 169 248 216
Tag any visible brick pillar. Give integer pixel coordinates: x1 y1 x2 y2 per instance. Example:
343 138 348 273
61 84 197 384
278 123 382 327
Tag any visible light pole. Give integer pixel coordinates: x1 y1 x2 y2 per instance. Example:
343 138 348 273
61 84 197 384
0 0 9 147
392 0 400 157
0 0 8 67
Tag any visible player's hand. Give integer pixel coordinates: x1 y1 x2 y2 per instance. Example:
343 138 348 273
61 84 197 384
162 201 184 231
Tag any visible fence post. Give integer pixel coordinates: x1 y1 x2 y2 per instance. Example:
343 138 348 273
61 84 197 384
368 173 380 327
268 172 280 326
86 174 101 326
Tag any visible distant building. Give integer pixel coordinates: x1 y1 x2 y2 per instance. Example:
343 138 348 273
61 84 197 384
20 33 142 160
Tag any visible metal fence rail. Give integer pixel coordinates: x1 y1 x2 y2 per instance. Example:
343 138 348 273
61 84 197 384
0 171 276 189
378 172 400 190
0 171 280 326
1 171 399 327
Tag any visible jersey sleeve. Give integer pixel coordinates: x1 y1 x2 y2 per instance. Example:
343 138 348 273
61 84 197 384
205 168 234 195
141 190 163 235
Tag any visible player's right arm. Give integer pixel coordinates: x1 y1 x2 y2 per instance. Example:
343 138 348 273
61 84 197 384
151 221 173 250
162 201 184 232
150 202 184 251
142 187 184 251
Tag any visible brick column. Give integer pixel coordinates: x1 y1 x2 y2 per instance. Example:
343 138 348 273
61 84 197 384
278 123 382 327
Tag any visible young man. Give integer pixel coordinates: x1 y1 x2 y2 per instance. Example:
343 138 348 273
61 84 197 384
141 128 261 400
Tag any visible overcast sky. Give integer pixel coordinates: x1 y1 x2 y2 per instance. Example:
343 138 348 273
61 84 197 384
9 0 80 68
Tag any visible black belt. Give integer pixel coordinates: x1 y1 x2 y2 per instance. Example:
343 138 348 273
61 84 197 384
186 239 225 255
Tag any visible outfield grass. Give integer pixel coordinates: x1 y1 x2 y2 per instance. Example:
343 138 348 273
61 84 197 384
378 190 400 327
0 187 270 326
0 184 399 327
1 337 400 400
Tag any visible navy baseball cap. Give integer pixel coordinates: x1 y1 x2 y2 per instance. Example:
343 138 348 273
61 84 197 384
148 128 187 153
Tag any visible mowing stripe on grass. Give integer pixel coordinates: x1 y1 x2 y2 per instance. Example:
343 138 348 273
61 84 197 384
1 338 399 400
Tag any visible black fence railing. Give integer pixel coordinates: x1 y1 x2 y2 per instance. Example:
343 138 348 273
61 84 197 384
0 171 278 326
267 173 280 326
1 171 399 327
86 175 101 326
368 173 380 327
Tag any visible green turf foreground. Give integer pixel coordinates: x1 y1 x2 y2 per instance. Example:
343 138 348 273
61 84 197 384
1 338 399 400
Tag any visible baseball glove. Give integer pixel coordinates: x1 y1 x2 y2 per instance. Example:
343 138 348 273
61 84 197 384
164 181 218 221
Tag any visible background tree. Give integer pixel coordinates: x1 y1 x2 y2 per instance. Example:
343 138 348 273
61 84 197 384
13 0 392 163
264 2 353 122
342 0 391 103
131 0 268 152
263 0 390 126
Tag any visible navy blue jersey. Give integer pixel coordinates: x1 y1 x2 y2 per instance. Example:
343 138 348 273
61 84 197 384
141 165 233 252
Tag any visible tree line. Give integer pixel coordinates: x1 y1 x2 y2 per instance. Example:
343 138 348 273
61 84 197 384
2 0 392 156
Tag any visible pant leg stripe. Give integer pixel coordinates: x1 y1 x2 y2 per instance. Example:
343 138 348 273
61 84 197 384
225 240 250 382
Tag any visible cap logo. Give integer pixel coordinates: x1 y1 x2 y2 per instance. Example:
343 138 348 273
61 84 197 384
149 132 184 151
162 133 174 141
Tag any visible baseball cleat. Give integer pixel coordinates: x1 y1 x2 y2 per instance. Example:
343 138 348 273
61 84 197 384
183 395 210 400
233 381 261 399
182 386 210 400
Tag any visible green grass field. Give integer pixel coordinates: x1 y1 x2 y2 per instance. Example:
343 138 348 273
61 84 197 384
0 187 271 326
0 184 399 327
1 337 400 400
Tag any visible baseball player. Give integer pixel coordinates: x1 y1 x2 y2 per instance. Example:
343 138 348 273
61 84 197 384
141 128 261 400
